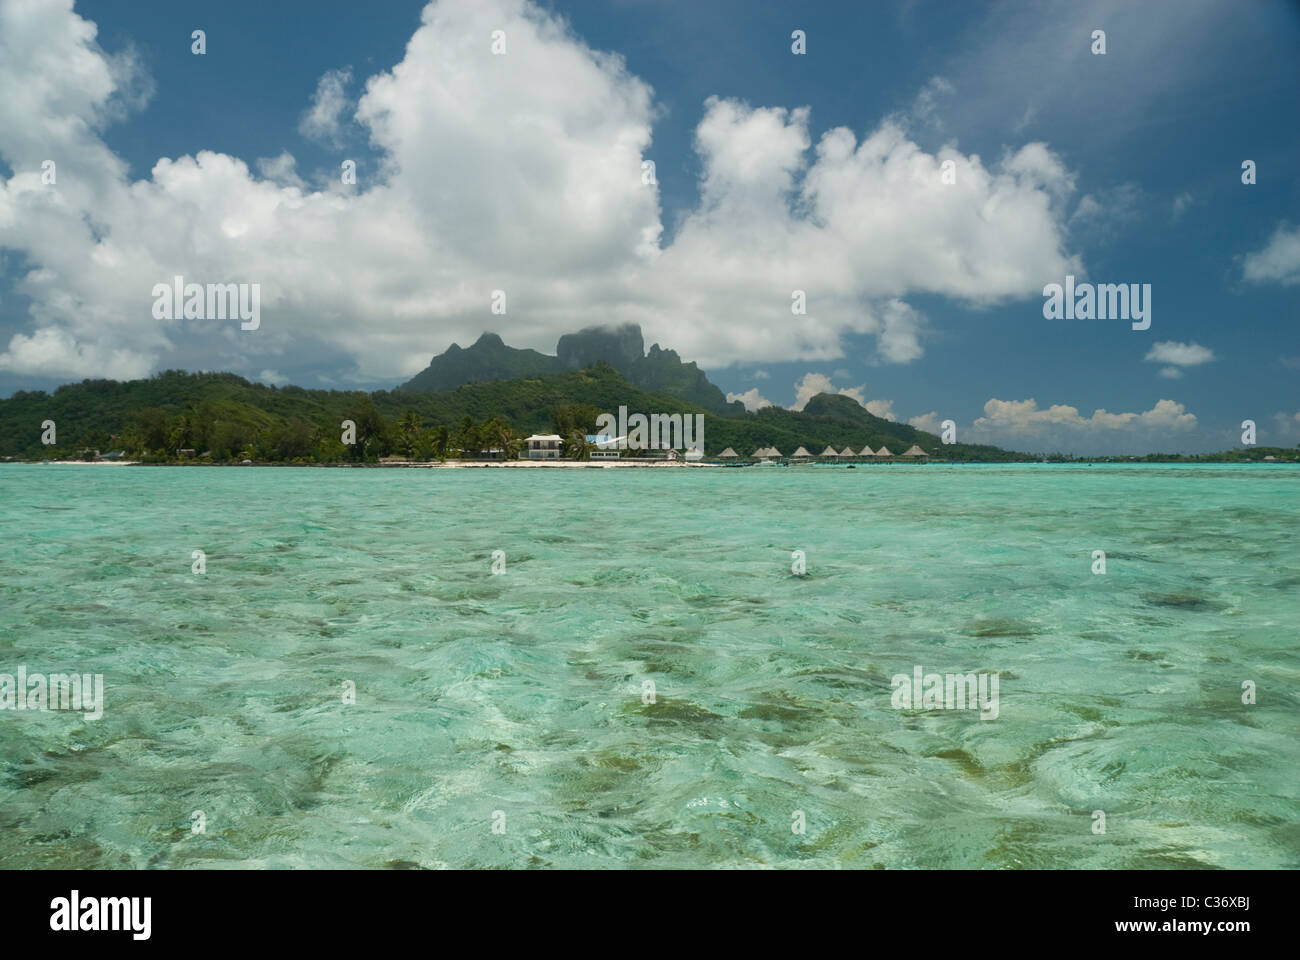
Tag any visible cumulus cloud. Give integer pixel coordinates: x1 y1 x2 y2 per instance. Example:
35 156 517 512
255 152 306 189
791 373 854 411
1144 340 1215 367
1242 222 1300 286
789 371 896 419
865 398 895 420
0 0 1084 384
908 411 943 433
975 397 1196 432
298 67 353 146
1172 192 1194 220
726 387 771 412
968 397 1198 453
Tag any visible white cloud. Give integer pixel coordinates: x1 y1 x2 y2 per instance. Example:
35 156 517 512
908 411 943 433
975 397 1196 432
1144 340 1215 367
1242 222 1300 287
789 372 895 418
969 397 1198 453
1158 366 1183 379
865 399 895 420
299 67 353 146
909 75 954 130
0 0 1084 384
726 387 771 412
791 373 848 411
1273 411 1300 437
1068 183 1143 243
1172 192 1194 220
751 369 769 380
255 152 306 189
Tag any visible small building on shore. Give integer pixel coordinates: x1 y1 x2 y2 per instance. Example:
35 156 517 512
839 446 856 458
586 434 620 459
874 445 893 457
792 446 812 458
859 445 875 456
902 444 928 458
524 434 562 459
820 445 838 457
718 447 738 458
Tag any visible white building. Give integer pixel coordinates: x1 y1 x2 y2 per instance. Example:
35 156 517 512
524 434 562 459
587 434 620 459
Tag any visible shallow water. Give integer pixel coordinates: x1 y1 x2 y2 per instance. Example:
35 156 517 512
1 462 1297 868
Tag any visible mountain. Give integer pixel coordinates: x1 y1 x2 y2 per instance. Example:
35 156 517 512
400 324 741 414
0 364 1028 462
398 332 556 392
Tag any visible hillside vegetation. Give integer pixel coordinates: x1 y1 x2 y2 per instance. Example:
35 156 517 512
0 364 1023 462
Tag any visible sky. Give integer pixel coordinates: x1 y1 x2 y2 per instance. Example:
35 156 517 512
0 0 1296 454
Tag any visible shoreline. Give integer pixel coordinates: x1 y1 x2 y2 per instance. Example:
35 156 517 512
8 458 1297 469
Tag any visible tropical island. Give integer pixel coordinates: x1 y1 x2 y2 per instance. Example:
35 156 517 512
0 324 1294 465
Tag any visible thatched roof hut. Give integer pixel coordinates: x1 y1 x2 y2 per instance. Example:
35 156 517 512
768 447 782 458
859 445 875 456
819 445 839 457
874 445 893 457
839 446 856 457
902 444 928 457
792 446 812 458
718 447 738 458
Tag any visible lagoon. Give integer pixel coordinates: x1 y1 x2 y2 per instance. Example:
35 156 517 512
1 462 1297 868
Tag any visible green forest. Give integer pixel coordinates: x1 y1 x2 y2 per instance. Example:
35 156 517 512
0 363 1027 463
4 363 1289 464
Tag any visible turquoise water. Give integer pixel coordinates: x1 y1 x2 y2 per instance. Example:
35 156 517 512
1 462 1297 869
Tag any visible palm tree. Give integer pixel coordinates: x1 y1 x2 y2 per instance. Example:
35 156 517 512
482 417 520 459
565 431 590 461
430 425 450 461
456 415 476 458
396 410 422 457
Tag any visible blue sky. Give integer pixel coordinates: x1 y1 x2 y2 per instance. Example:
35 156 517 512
0 0 1296 453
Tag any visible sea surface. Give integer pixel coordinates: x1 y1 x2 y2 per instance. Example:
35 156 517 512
1 462 1297 869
